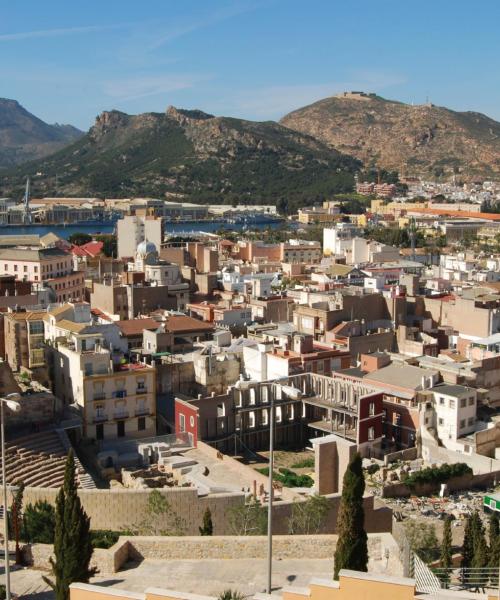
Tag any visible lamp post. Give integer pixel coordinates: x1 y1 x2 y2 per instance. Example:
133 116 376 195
266 381 302 595
234 376 302 595
0 394 21 600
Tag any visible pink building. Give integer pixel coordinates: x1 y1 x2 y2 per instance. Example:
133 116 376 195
0 246 84 302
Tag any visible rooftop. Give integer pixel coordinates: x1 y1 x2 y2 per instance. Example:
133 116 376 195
430 383 475 397
364 363 439 392
116 318 160 337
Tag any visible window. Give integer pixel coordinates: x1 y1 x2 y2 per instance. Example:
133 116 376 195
217 403 225 418
179 413 186 432
289 405 295 420
468 417 474 426
438 418 444 426
460 398 467 408
276 406 282 423
96 424 104 441
449 399 455 409
369 402 375 416
34 266 38 273
14 265 17 272
468 397 475 406
368 426 375 441
439 397 445 405
23 266 27 273
248 411 255 428
138 417 146 431
460 419 466 429
262 409 268 426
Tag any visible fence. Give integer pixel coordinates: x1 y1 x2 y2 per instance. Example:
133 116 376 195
392 519 500 594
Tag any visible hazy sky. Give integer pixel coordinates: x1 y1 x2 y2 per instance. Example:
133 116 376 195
1 0 499 130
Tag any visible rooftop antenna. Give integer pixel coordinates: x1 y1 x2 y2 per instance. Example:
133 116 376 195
23 177 32 224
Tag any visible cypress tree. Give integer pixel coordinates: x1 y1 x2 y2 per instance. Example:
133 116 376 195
471 512 488 589
333 453 368 580
489 514 500 587
43 450 94 600
10 482 25 565
199 507 213 536
440 516 453 587
462 514 474 577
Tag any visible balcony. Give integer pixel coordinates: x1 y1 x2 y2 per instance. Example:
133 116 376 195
135 407 150 417
113 390 127 399
136 387 148 395
93 393 106 401
114 409 129 420
93 413 108 423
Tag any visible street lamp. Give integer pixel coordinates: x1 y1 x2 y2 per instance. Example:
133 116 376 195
266 380 302 595
0 394 21 600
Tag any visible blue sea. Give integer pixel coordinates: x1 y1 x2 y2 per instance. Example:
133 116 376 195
0 220 279 240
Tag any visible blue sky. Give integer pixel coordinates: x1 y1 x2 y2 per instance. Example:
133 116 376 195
1 0 499 130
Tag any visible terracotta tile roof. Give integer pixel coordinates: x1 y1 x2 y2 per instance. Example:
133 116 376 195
163 315 214 333
71 241 104 258
6 310 47 321
55 319 88 333
116 318 159 337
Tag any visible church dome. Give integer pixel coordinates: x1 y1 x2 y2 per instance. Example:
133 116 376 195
137 240 157 257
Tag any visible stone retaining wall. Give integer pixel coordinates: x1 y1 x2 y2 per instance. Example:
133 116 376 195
23 533 402 576
12 487 391 536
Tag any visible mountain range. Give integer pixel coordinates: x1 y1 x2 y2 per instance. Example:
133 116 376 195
1 93 499 206
0 98 83 169
0 105 358 207
281 92 500 179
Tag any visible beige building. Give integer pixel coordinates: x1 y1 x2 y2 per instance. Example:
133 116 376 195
51 325 156 440
3 310 46 373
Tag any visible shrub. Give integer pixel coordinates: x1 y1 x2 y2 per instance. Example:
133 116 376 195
256 467 313 488
218 590 244 600
89 530 120 549
23 500 56 544
366 464 380 476
402 463 472 490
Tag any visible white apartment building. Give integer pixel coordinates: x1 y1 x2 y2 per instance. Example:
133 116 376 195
117 215 163 258
323 223 360 256
430 384 477 452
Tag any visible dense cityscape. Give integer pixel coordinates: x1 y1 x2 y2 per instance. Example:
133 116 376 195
2 2 500 600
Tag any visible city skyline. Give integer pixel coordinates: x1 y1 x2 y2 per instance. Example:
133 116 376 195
2 0 499 130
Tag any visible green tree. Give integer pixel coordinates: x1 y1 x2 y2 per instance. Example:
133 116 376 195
67 233 92 246
43 450 94 600
95 235 117 258
462 513 475 577
134 490 186 536
227 497 267 536
440 516 453 587
471 512 488 588
404 521 439 564
333 453 368 579
10 483 25 564
24 501 56 544
288 494 330 535
489 515 500 587
199 507 213 536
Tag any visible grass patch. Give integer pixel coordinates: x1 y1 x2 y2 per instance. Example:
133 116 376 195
290 457 315 469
